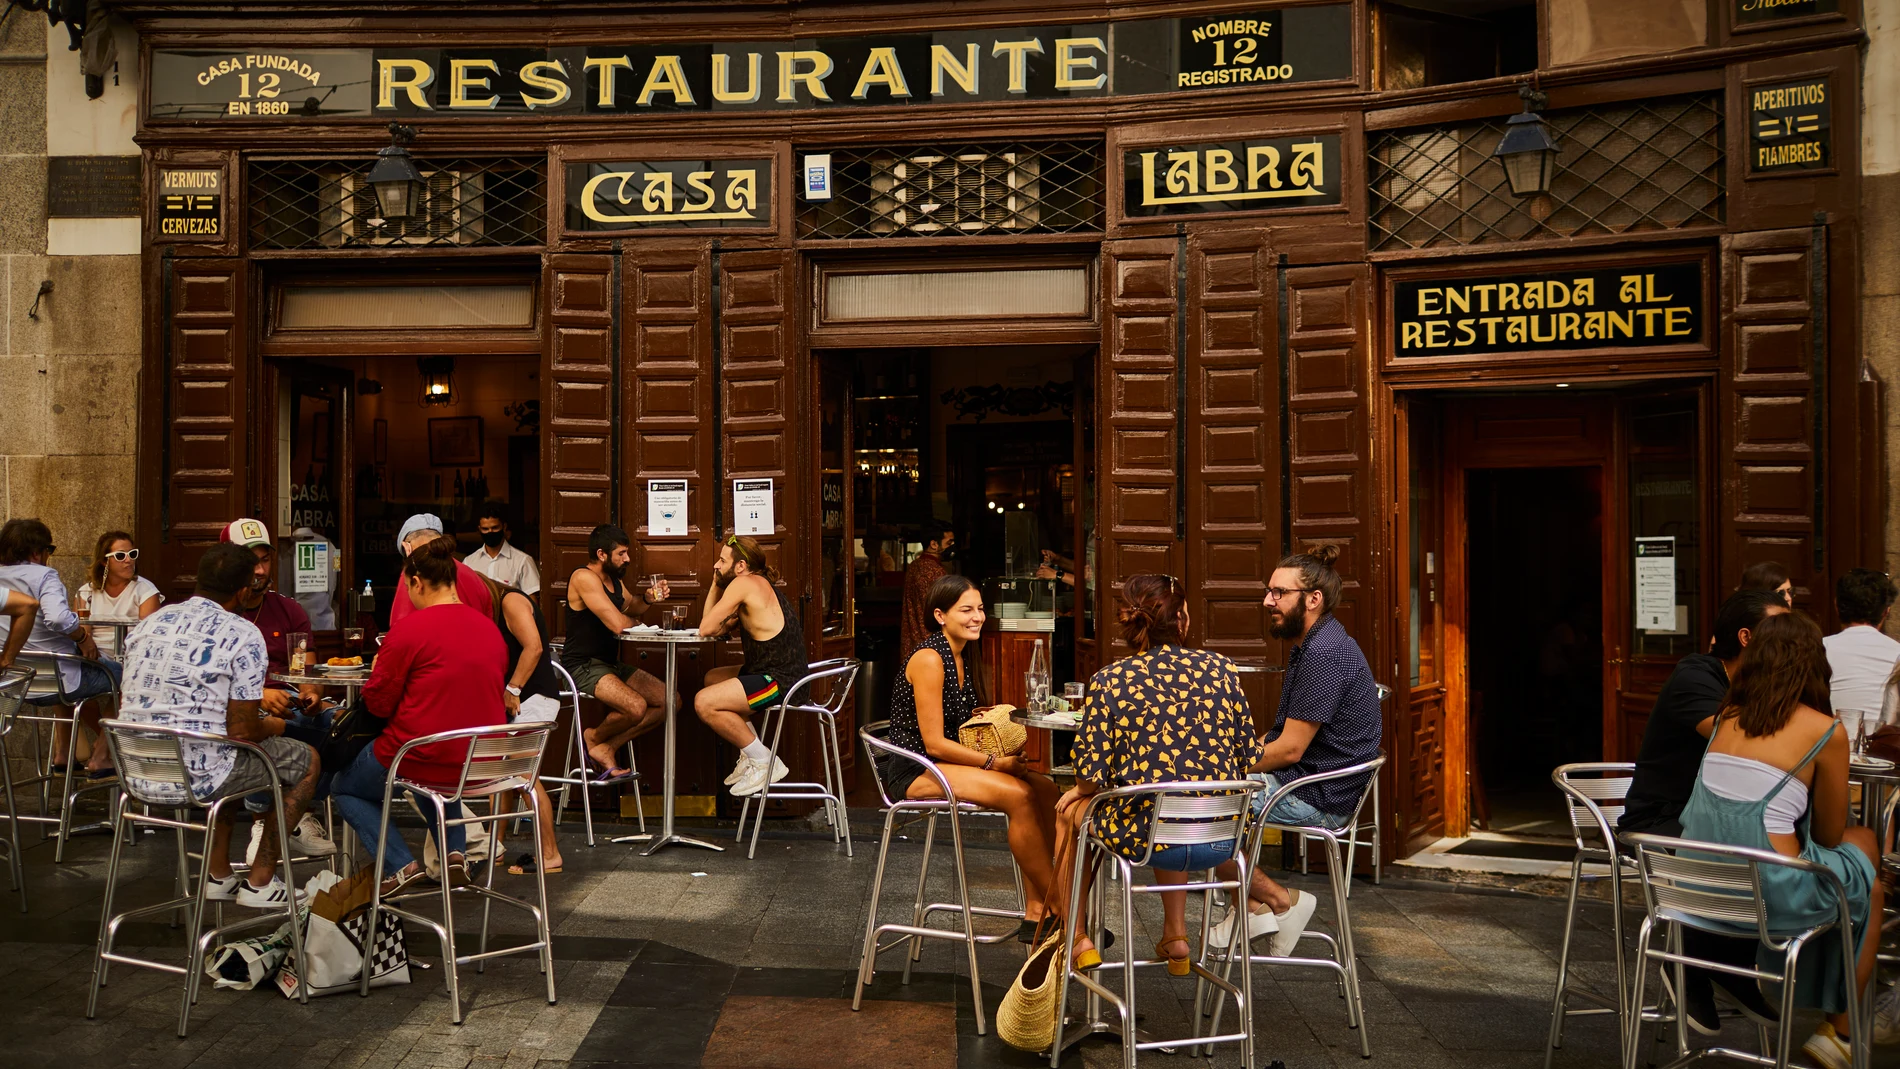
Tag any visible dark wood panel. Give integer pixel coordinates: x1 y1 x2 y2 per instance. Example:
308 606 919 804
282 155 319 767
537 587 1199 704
542 253 616 623
157 258 249 603
624 245 715 603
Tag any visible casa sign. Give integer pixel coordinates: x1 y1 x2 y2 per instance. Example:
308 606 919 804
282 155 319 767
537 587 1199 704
566 159 771 229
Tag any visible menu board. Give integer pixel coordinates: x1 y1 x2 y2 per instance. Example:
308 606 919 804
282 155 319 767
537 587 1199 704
1749 78 1831 175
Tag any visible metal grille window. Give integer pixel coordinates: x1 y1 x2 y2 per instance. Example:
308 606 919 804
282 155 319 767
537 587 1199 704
798 141 1102 240
248 157 546 250
1369 93 1723 251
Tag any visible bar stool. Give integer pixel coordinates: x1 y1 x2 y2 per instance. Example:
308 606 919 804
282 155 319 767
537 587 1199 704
1298 686 1391 892
0 665 35 911
361 722 556 1024
1051 778 1269 1068
1544 762 1640 1069
1206 755 1387 1059
539 656 645 846
86 719 311 1037
853 721 1024 1035
13 650 121 861
1622 832 1868 1069
736 658 860 859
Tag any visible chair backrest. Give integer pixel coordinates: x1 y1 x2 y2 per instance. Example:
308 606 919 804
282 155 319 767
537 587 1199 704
1255 753 1389 832
1623 831 1847 951
98 718 256 808
389 722 554 801
781 658 860 717
0 665 35 729
1079 779 1266 867
12 650 84 704
548 658 581 709
859 719 958 809
1552 762 1634 855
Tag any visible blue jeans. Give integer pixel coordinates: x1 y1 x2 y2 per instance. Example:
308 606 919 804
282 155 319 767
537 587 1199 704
1250 773 1353 830
57 657 121 703
1148 839 1238 872
330 744 465 876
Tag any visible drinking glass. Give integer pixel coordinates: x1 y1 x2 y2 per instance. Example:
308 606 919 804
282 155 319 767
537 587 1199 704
670 605 688 629
1063 682 1085 704
647 573 664 594
343 627 365 656
1844 712 1867 757
287 632 311 675
75 590 91 621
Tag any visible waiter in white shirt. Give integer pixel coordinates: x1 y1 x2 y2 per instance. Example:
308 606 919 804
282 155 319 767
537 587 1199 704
464 503 541 596
1822 567 1900 735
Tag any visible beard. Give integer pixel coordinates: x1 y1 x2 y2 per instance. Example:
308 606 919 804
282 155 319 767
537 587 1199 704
713 562 734 586
1267 598 1308 640
601 558 627 581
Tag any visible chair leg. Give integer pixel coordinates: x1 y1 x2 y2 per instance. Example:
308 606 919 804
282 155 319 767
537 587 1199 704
272 797 309 1006
903 814 938 983
626 738 646 836
54 709 82 863
1544 854 1586 1068
853 809 900 1010
432 794 464 1025
1119 856 1139 1069
1773 941 1804 1069
1622 920 1654 1069
948 811 987 1037
175 809 220 1037
529 787 557 1003
1 755 24 912
86 795 128 1019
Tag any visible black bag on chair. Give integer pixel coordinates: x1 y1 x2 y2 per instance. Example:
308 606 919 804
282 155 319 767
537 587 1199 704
319 697 386 772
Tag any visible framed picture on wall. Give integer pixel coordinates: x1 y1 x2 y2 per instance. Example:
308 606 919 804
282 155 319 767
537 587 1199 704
428 416 484 466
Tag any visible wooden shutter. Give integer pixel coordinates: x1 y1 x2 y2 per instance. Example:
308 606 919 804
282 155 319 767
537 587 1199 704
720 249 803 595
1099 238 1185 655
541 254 617 618
1186 228 1280 662
155 257 250 603
1719 229 1823 606
624 246 715 593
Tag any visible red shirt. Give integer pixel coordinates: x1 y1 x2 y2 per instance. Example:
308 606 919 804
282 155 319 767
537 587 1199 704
389 560 495 626
900 551 946 660
235 592 312 676
366 601 508 786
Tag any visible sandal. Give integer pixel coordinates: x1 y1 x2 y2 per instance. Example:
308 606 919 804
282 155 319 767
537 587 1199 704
507 851 563 876
446 852 470 888
1156 935 1192 977
1071 927 1116 972
380 864 429 898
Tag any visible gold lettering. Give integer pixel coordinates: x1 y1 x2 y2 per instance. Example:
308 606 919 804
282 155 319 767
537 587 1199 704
1247 146 1282 189
519 60 571 109
991 39 1045 94
1619 275 1642 304
1584 311 1605 339
1289 141 1324 188
1608 310 1634 338
851 46 911 99
1454 319 1476 346
1402 322 1423 349
448 59 500 109
1417 288 1441 316
930 43 980 96
777 50 834 102
1506 317 1527 343
1205 150 1238 193
584 56 634 107
1054 37 1106 90
377 58 434 109
1479 317 1503 344
1644 274 1673 303
642 172 675 213
1556 311 1581 340
1425 321 1449 347
1666 306 1692 336
1530 316 1557 343
638 55 696 106
1573 279 1594 307
1499 283 1520 311
1166 151 1198 195
1139 152 1160 205
580 171 637 223
712 53 763 104
1444 287 1469 314
1637 307 1665 336
726 169 758 212
683 171 717 212
1471 284 1497 312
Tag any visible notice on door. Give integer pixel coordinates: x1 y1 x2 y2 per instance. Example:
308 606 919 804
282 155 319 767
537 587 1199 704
293 540 331 595
733 478 774 536
1635 537 1677 632
648 479 688 537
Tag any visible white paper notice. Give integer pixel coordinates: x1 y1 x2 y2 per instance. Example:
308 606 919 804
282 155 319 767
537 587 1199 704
1635 536 1676 632
293 541 330 595
648 479 688 537
733 478 774 536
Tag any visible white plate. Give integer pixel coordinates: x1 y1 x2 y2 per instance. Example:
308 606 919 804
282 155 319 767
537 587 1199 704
317 664 368 675
1851 756 1896 772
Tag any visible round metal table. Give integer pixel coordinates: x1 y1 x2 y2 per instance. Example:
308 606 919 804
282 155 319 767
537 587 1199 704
84 615 142 658
609 628 720 856
269 668 370 698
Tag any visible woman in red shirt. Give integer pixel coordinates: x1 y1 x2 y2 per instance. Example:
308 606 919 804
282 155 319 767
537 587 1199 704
332 537 508 895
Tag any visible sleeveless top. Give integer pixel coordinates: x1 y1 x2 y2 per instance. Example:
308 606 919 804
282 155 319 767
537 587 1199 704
1679 719 1874 1014
497 588 560 702
740 587 808 682
885 631 981 766
561 571 625 667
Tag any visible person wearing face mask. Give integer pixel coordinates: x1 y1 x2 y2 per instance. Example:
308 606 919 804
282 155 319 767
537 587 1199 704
899 522 955 660
463 503 541 596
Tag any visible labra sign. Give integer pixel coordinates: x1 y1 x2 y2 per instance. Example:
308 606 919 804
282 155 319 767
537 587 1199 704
1392 262 1703 358
1124 134 1340 215
566 159 770 229
145 6 1351 120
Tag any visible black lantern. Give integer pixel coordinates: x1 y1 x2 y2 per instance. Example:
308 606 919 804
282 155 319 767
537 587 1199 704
1492 86 1560 198
418 356 456 407
366 123 423 223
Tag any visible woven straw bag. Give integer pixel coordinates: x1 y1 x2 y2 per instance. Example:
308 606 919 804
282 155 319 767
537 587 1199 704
957 705 1028 758
997 924 1065 1051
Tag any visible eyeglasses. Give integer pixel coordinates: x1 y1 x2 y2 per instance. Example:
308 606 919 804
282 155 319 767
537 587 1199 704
1265 586 1316 602
107 549 139 562
1159 574 1181 592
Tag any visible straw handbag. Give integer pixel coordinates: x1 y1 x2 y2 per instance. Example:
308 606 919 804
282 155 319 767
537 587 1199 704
997 924 1065 1051
958 705 1028 759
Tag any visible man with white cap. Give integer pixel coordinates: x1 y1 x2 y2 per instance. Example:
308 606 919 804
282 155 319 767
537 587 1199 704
389 513 494 625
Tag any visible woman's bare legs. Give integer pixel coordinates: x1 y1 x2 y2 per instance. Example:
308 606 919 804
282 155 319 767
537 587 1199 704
908 764 1057 923
495 782 564 871
1153 869 1193 957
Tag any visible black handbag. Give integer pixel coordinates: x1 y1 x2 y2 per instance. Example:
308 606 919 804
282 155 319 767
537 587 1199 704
319 697 386 772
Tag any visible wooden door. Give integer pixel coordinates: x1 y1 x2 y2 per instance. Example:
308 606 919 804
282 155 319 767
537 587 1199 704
280 364 355 618
1396 399 1450 852
1071 348 1099 682
813 353 856 664
541 254 618 623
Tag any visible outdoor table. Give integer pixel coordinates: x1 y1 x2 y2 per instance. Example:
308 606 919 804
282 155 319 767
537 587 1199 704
609 628 721 856
1849 757 1898 841
1012 708 1080 776
84 615 142 651
1230 660 1286 675
269 669 370 700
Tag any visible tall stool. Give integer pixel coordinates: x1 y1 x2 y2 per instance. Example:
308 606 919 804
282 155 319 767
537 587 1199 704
1623 832 1868 1069
1207 755 1387 1059
1298 686 1391 892
1544 762 1641 1069
86 720 310 1036
361 722 556 1024
736 658 860 859
1051 779 1269 1068
853 721 1023 1035
13 650 121 861
0 665 35 911
540 657 644 846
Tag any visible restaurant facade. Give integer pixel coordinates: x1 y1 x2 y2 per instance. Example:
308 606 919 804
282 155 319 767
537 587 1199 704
114 0 1876 858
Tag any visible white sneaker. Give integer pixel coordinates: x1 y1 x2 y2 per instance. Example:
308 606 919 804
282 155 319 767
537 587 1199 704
723 755 752 786
732 756 788 796
290 813 336 856
1875 985 1900 1045
1803 1023 1852 1069
235 877 304 910
203 873 243 902
1209 901 1278 949
1268 889 1320 958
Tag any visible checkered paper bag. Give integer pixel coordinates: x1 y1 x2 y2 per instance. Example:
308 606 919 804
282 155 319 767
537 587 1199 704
275 868 411 998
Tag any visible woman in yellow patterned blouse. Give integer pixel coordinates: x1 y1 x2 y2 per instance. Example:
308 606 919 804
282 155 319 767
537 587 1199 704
1057 574 1263 973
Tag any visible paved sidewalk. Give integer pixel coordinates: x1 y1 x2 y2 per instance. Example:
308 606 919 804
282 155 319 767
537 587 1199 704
0 812 1789 1069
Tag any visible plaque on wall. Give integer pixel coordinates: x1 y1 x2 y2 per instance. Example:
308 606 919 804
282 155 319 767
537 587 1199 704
1124 134 1341 216
46 156 141 218
1392 262 1704 358
1749 78 1831 175
157 169 223 238
1735 0 1838 24
566 159 771 229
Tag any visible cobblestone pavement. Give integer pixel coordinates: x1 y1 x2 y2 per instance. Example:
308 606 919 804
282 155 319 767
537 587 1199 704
0 811 1815 1069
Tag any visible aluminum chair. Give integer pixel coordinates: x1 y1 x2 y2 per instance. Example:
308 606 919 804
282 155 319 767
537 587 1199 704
1206 754 1388 1059
1052 779 1269 1069
736 658 860 859
13 650 122 861
1545 762 1642 1069
540 657 644 846
853 720 1024 1035
1622 832 1870 1069
0 665 35 911
1297 685 1391 892
86 719 311 1037
361 722 557 1024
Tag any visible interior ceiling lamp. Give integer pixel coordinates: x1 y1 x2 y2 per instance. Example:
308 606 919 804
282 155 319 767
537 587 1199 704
418 356 456 407
1492 85 1560 198
367 122 423 224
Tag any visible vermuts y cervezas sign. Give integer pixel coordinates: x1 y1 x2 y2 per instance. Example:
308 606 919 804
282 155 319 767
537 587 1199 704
1392 263 1704 358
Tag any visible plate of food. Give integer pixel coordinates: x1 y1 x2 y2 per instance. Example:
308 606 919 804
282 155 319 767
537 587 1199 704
1850 754 1896 773
319 656 369 675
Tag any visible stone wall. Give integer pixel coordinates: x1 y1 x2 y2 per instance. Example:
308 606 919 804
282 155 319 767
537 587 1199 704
1869 0 1900 628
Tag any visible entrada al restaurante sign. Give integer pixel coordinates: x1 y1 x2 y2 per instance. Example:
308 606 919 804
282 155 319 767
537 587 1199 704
1392 262 1704 357
146 6 1352 119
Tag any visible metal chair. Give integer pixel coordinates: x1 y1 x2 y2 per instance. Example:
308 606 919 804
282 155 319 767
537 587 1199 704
1298 685 1391 892
1206 754 1388 1059
736 658 860 859
361 722 557 1024
0 665 35 911
1622 832 1870 1069
86 719 311 1037
1544 762 1641 1069
539 657 644 847
852 720 1024 1035
13 650 122 861
1052 779 1269 1069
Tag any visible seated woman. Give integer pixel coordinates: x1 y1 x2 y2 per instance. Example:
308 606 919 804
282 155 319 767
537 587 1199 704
1680 611 1885 1068
1056 574 1260 972
881 575 1060 941
332 537 509 896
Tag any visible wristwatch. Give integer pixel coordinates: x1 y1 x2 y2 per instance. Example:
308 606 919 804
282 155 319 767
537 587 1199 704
505 684 522 697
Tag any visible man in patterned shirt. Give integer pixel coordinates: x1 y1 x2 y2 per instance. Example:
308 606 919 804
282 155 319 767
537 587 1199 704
119 543 320 909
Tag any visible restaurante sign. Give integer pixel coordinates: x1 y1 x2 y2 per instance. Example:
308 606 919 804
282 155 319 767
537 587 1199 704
1392 262 1704 357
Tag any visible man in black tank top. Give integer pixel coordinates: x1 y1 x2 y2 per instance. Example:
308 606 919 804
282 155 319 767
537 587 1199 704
693 534 810 798
562 525 672 781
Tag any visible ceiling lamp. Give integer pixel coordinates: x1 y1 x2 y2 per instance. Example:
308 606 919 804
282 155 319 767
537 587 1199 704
418 356 456 407
1493 86 1560 198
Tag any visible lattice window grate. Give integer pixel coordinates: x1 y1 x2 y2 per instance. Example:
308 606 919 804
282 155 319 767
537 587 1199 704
248 157 546 250
1369 93 1723 251
798 141 1103 240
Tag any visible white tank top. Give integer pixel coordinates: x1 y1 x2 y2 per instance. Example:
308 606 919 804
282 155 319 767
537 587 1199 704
1700 752 1809 835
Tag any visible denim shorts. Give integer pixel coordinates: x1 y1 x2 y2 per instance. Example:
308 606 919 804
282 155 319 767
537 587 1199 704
1147 839 1238 872
1251 773 1352 830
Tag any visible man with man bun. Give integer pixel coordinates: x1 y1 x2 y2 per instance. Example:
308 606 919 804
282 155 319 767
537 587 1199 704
694 534 809 799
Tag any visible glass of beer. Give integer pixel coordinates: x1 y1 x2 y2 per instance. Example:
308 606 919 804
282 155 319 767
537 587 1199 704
671 605 689 629
76 589 91 622
287 632 311 674
343 627 365 657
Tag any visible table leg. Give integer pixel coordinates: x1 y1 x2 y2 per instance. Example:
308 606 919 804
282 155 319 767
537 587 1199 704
611 643 723 855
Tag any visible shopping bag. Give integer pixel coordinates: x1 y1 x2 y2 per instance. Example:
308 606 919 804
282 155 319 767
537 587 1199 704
997 924 1065 1051
274 867 411 998
205 869 339 990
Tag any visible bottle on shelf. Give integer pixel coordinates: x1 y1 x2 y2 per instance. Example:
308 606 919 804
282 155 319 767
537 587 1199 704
354 580 378 641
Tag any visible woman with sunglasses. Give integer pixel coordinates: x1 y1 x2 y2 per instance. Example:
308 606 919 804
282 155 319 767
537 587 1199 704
77 531 160 659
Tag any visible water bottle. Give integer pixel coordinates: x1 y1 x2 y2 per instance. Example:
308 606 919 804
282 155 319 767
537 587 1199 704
1026 639 1050 713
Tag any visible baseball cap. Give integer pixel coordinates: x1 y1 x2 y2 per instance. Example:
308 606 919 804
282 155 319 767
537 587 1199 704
220 518 273 549
397 513 445 548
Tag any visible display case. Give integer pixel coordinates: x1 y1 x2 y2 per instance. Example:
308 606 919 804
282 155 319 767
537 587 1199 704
983 575 1059 628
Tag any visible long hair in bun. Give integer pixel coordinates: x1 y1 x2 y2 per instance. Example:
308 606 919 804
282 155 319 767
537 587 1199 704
403 534 460 589
1276 542 1344 614
1118 573 1186 652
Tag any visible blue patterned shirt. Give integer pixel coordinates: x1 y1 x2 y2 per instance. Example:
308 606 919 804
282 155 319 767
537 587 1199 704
1268 615 1383 816
119 597 268 803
